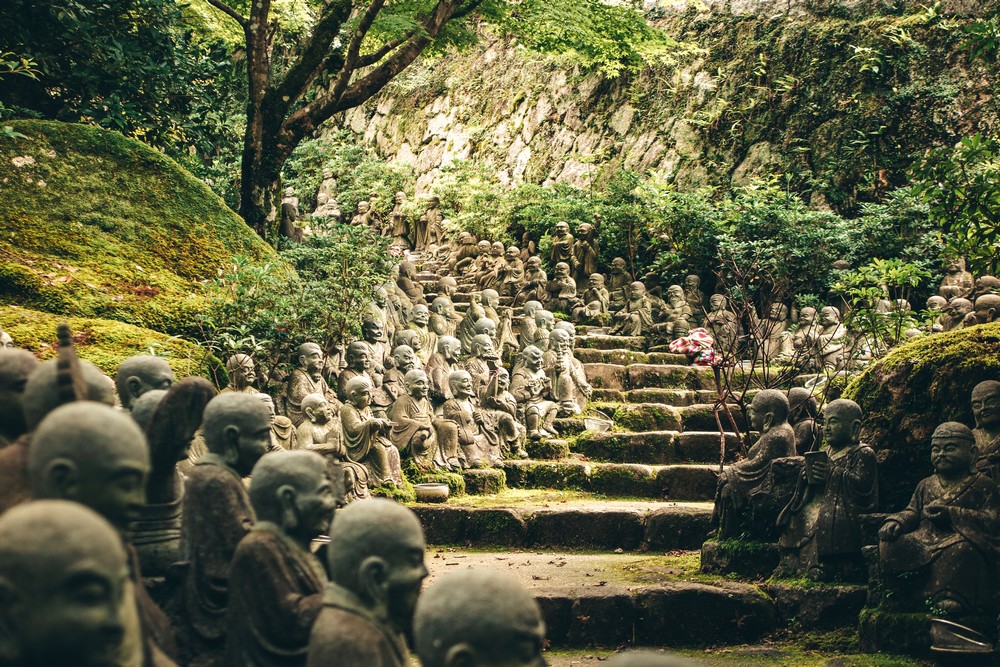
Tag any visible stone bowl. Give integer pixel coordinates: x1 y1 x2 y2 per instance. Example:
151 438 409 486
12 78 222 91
414 483 450 503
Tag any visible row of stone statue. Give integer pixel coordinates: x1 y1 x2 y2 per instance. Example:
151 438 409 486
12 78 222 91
0 331 689 667
711 380 1000 650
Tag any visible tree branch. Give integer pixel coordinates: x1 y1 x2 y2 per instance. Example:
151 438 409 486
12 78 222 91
356 31 412 69
329 0 388 104
452 0 485 20
203 0 248 28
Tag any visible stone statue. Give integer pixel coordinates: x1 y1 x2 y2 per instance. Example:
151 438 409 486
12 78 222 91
351 200 373 228
925 295 948 333
388 191 409 247
548 328 592 417
337 341 374 403
317 168 336 201
756 303 793 362
711 389 796 540
481 289 502 323
222 353 257 394
477 241 507 290
451 232 479 276
480 367 529 459
307 499 427 667
510 346 560 441
426 336 461 405
942 297 974 332
297 393 369 502
225 451 338 667
514 256 548 307
790 306 819 358
499 246 525 297
0 501 131 667
776 399 878 581
683 275 705 326
413 570 545 667
257 393 298 451
463 332 500 398
812 306 850 371
939 257 974 301
549 221 576 271
573 222 599 285
610 282 654 336
397 261 426 305
360 319 393 378
532 309 556 353
466 240 492 285
442 370 496 468
407 304 438 365
416 195 443 252
706 294 740 357
607 257 632 310
180 392 271 649
0 328 13 349
517 301 543 351
285 343 340 427
390 369 461 472
115 355 175 411
281 187 303 242
580 273 610 315
972 380 1000 483
879 422 1000 620
381 345 420 406
0 348 39 445
341 376 403 488
519 231 537 262
787 387 821 454
429 296 458 337
973 293 1000 325
369 287 398 346
655 284 693 342
310 192 341 225
545 261 577 313
28 401 178 666
457 292 487 354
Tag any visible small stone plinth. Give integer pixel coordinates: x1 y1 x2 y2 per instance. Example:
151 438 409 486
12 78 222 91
462 468 506 495
526 438 570 460
700 539 781 579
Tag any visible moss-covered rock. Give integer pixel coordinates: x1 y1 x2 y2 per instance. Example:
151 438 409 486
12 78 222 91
462 468 506 495
0 305 221 380
843 322 1000 510
0 120 275 335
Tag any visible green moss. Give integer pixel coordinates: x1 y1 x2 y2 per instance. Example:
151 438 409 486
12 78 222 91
0 120 275 335
462 468 507 495
525 438 570 459
0 305 222 380
501 460 592 490
371 478 416 503
589 464 658 497
844 322 1000 509
412 470 466 497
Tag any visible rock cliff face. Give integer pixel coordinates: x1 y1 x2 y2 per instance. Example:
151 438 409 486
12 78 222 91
338 0 1000 212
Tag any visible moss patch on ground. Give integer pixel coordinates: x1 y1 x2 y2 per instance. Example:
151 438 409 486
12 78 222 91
844 321 1000 509
0 305 221 380
0 120 275 335
542 645 928 666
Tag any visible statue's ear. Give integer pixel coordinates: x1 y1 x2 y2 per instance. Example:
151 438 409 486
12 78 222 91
850 419 863 442
126 376 143 402
444 644 476 667
222 424 241 468
45 458 78 499
277 484 298 531
0 578 22 663
763 411 775 432
358 555 389 606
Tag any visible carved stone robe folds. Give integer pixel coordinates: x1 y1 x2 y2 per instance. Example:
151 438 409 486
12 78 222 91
225 524 326 667
340 402 403 487
306 584 408 667
389 394 455 470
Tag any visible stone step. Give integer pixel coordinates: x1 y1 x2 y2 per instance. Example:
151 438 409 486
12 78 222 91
411 499 712 551
499 460 718 501
574 430 742 464
574 348 692 366
586 402 683 433
677 403 748 432
584 363 732 391
576 334 645 351
423 549 779 648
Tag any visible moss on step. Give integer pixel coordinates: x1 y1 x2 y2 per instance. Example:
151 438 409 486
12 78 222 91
411 470 467 497
462 468 507 495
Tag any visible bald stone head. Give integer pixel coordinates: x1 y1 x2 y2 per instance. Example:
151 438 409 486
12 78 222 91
396 329 421 352
747 389 790 433
21 358 115 431
972 380 1000 431
201 392 273 476
482 289 500 308
328 499 427 635
414 570 545 667
786 387 818 424
249 450 338 546
28 402 150 531
0 348 41 442
0 500 130 667
823 398 863 449
974 293 1000 325
523 301 543 318
114 356 174 410
474 317 497 338
604 652 699 667
437 336 461 360
225 354 257 391
931 421 978 476
130 389 166 432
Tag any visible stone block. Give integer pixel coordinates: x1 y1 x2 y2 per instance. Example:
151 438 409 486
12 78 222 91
411 506 470 545
574 431 678 464
582 363 626 390
576 348 650 365
643 506 713 551
763 581 867 630
567 593 636 646
679 403 747 432
626 364 695 390
624 389 698 406
647 352 690 365
525 437 572 459
656 465 719 501
528 509 645 550
465 508 527 547
675 431 740 464
699 539 781 579
463 468 506 495
634 582 779 645
499 460 591 490
576 334 645 351
607 403 683 433
589 463 659 497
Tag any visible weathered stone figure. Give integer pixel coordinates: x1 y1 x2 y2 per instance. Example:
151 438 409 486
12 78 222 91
791 306 819 356
285 343 339 427
706 294 740 358
337 341 373 403
0 328 13 349
879 422 1000 619
517 301 543 351
756 303 793 362
442 370 495 468
610 282 654 336
711 390 796 540
548 328 592 417
607 257 632 309
973 293 1000 325
939 257 975 301
477 241 507 290
405 304 438 365
942 297 973 332
971 380 1000 483
429 296 458 337
388 191 409 246
787 387 821 454
397 261 426 305
225 451 338 667
341 376 403 488
381 344 420 404
511 346 560 441
222 354 257 394
116 355 175 410
180 392 271 651
549 221 576 270
499 246 525 297
480 367 529 459
390 369 461 471
572 222 599 285
297 393 369 502
426 335 461 404
514 256 548 307
307 499 427 667
416 195 442 252
463 332 499 397
0 501 131 667
776 399 878 581
413 570 546 667
257 393 298 451
545 261 578 313
813 306 850 371
683 275 705 326
0 348 39 445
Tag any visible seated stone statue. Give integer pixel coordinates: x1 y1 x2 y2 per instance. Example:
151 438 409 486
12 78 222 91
939 257 975 301
222 353 258 394
548 328 592 417
549 221 576 271
463 332 500 397
652 284 693 342
532 309 556 352
610 282 654 336
426 335 461 405
925 295 948 333
442 370 496 468
683 274 705 326
972 380 1000 483
787 387 821 454
756 303 793 363
545 261 577 313
390 369 461 471
451 232 479 276
337 341 374 403
0 348 39 445
972 293 1000 325
407 303 438 365
381 344 420 404
457 292 488 354
474 316 499 350
790 306 819 357
297 393 369 502
429 296 458 337
387 191 409 247
480 367 529 459
180 392 271 650
413 570 545 667
226 451 338 667
576 273 610 318
879 422 1000 620
811 306 849 371
477 241 508 290
499 246 525 297
481 289 502 323
706 294 740 358
284 342 340 427
257 393 298 451
510 346 560 441
517 301 543 350
397 261 426 305
116 354 176 410
776 399 878 581
465 240 493 285
341 376 403 489
942 297 973 332
607 257 633 310
0 501 132 667
711 389 796 540
513 256 547 307
307 499 427 667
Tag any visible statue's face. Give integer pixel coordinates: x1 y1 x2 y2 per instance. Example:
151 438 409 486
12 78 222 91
506 248 519 261
443 340 461 360
538 314 555 331
630 283 646 298
300 347 324 373
496 370 510 393
394 347 417 372
588 274 603 288
257 394 277 421
475 321 497 339
230 357 256 386
236 413 275 476
483 291 499 308
395 192 405 203
291 469 338 542
473 337 496 358
524 349 543 371
946 258 961 272
579 223 593 237
373 289 387 308
309 400 333 425
491 243 504 257
555 263 569 278
667 286 683 304
611 259 625 274
364 321 384 343
710 295 725 311
358 202 369 213
972 384 1000 429
799 307 816 325
747 403 768 433
477 241 491 255
819 307 839 327
74 447 150 532
551 332 571 354
350 384 373 409
406 373 429 399
0 332 13 349
383 522 428 634
947 299 973 318
931 436 974 475
555 222 569 237
823 406 857 449
412 306 430 327
452 373 474 398
683 275 699 290
356 349 373 371
527 257 541 270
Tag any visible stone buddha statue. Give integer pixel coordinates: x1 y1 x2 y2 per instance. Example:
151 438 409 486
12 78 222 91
549 221 576 270
397 261 426 305
413 570 545 667
706 294 740 357
407 303 438 365
660 284 693 341
180 392 271 650
226 450 338 667
115 355 175 411
477 241 507 290
351 200 373 227
972 380 1000 483
480 367 529 459
222 353 258 394
573 222 599 285
337 341 374 403
388 191 409 247
426 336 461 405
548 328 592 417
381 344 420 405
532 309 556 353
465 240 492 285
610 281 653 336
451 232 479 276
463 333 500 398
683 274 705 326
580 273 610 315
285 342 341 427
939 257 974 301
925 295 948 333
787 387 821 454
510 346 560 441
499 246 525 297
0 501 132 667
942 297 973 332
517 301 543 351
776 399 878 581
973 293 1000 325
756 303 793 362
416 195 443 252
307 500 427 667
545 261 578 313
514 256 548 307
390 369 461 471
429 296 458 337
257 392 298 451
606 257 632 310
813 306 849 371
341 375 403 489
442 370 495 468
0 348 39 445
0 328 14 349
